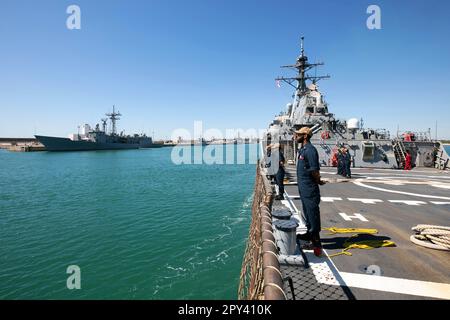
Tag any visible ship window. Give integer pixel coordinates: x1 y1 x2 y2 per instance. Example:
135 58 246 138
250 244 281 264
362 142 375 161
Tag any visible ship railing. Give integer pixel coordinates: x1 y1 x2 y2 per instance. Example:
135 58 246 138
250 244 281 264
393 139 407 168
238 162 286 300
435 143 450 170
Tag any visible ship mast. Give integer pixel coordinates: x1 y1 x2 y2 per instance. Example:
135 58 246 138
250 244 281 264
106 105 122 135
101 118 108 133
276 36 330 96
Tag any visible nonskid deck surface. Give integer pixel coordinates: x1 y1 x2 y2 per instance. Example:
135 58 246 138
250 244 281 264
276 166 450 300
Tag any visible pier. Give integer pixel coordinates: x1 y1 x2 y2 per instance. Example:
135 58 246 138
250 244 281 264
0 138 45 152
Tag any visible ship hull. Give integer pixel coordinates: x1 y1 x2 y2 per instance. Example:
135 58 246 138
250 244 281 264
139 142 163 148
35 135 139 151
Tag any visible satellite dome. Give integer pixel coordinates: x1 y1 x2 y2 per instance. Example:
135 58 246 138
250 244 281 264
347 118 360 130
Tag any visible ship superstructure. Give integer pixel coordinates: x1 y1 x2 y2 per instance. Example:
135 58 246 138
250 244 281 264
265 37 449 171
35 106 158 151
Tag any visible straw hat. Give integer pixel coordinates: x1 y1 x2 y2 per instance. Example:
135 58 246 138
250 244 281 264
294 127 313 137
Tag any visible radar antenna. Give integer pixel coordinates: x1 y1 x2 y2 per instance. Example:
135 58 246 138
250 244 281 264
106 105 122 135
101 118 108 133
300 36 305 57
276 36 330 94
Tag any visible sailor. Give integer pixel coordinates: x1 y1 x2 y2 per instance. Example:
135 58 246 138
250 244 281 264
404 151 412 170
337 147 344 176
343 147 352 178
295 127 326 257
273 143 286 200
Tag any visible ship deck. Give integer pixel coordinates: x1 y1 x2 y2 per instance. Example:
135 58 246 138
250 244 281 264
276 165 450 300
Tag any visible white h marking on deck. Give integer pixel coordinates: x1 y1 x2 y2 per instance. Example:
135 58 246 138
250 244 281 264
388 200 427 206
338 213 369 222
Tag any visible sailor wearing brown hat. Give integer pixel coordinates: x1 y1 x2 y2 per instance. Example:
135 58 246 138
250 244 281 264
294 127 326 257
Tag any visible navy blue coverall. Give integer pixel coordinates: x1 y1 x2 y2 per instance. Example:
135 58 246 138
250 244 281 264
274 150 286 196
337 151 344 176
343 152 352 178
297 142 322 247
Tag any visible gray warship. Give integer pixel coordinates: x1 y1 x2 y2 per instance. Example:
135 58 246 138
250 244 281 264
239 38 450 301
264 37 449 171
35 107 160 151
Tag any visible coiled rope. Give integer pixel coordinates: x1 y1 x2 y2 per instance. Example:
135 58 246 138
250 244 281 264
410 225 450 251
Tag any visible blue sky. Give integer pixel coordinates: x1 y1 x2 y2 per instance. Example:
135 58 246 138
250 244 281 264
1 0 449 139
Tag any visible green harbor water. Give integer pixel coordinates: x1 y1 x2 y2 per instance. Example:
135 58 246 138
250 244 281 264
0 145 259 299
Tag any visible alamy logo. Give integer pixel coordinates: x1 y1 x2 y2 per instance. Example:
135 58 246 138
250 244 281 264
66 265 81 290
66 5 81 30
367 5 382 30
170 121 265 165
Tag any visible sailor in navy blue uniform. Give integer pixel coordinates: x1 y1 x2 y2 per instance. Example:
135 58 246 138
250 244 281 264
337 147 344 176
273 144 286 200
295 127 326 257
343 147 352 178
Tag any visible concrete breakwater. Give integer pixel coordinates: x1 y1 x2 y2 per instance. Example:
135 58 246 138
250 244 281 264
0 138 45 152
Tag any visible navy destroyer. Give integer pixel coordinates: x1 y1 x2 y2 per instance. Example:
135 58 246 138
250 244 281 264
35 107 160 151
264 37 448 171
239 37 450 301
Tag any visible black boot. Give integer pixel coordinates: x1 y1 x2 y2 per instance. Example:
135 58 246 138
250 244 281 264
275 194 284 200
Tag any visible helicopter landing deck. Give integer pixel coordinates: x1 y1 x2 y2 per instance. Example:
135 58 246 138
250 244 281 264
277 166 450 300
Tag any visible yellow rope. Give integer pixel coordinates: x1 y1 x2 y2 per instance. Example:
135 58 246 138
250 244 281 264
323 227 378 235
328 239 396 258
322 227 395 258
